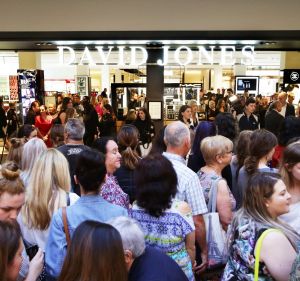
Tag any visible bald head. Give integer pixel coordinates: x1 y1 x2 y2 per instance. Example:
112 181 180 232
164 121 190 148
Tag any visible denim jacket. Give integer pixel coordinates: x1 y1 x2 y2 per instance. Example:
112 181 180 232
45 194 128 279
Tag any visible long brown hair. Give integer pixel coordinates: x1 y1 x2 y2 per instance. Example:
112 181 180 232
58 220 127 281
230 173 299 249
117 125 140 170
235 130 253 179
244 129 277 175
280 141 300 190
0 220 22 281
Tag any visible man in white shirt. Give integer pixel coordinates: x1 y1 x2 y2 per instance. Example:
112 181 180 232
163 121 208 274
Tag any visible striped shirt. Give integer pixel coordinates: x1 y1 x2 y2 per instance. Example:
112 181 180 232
163 152 208 215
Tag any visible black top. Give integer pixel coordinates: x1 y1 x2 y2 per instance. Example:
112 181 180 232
100 91 108 98
0 107 7 138
286 103 296 117
265 110 284 137
24 109 36 125
57 144 91 196
98 113 116 137
128 246 188 281
133 119 155 145
187 152 205 173
128 100 140 110
238 112 259 131
114 164 136 204
6 108 18 137
83 108 99 134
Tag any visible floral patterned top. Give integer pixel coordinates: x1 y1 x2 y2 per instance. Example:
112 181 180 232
222 217 274 281
130 199 195 281
197 170 236 211
290 253 300 281
100 174 130 209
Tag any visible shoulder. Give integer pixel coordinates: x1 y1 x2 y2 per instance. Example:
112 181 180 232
104 201 128 216
56 145 68 154
236 113 245 122
260 230 290 250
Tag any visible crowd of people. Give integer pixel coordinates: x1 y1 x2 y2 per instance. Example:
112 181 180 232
1 87 300 281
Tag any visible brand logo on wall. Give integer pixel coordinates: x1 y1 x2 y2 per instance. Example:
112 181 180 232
284 69 300 84
290 72 299 82
57 45 255 67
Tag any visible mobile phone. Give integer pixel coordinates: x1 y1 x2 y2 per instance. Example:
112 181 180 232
26 245 39 261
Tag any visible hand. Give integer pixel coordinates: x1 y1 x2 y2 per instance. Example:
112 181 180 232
43 135 48 141
25 249 44 281
193 252 208 274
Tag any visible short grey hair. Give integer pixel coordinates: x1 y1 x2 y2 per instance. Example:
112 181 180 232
108 216 145 258
64 118 85 140
164 121 190 147
187 99 197 107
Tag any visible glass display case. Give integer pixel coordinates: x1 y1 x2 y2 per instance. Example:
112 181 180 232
163 83 203 121
111 83 147 120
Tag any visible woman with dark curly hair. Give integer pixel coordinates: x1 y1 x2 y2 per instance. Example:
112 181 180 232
55 97 73 125
178 105 193 130
130 153 195 281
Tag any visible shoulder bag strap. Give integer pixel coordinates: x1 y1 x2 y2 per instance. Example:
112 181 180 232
66 192 70 206
254 228 281 281
62 207 71 248
207 177 221 213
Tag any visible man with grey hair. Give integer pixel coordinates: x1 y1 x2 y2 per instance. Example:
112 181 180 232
278 91 295 117
57 118 91 196
163 121 208 274
109 216 188 281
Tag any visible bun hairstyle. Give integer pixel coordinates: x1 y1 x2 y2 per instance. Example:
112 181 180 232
0 162 24 196
1 162 20 181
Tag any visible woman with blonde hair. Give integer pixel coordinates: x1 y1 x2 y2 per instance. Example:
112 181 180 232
279 141 300 234
223 173 299 280
18 149 79 250
198 135 236 231
20 137 47 187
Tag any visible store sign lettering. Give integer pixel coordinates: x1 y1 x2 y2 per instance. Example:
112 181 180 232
58 45 255 66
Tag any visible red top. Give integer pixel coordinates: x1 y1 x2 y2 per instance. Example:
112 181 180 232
35 115 53 147
271 144 284 168
95 103 103 118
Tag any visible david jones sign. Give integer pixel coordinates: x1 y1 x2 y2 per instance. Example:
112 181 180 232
58 45 255 66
